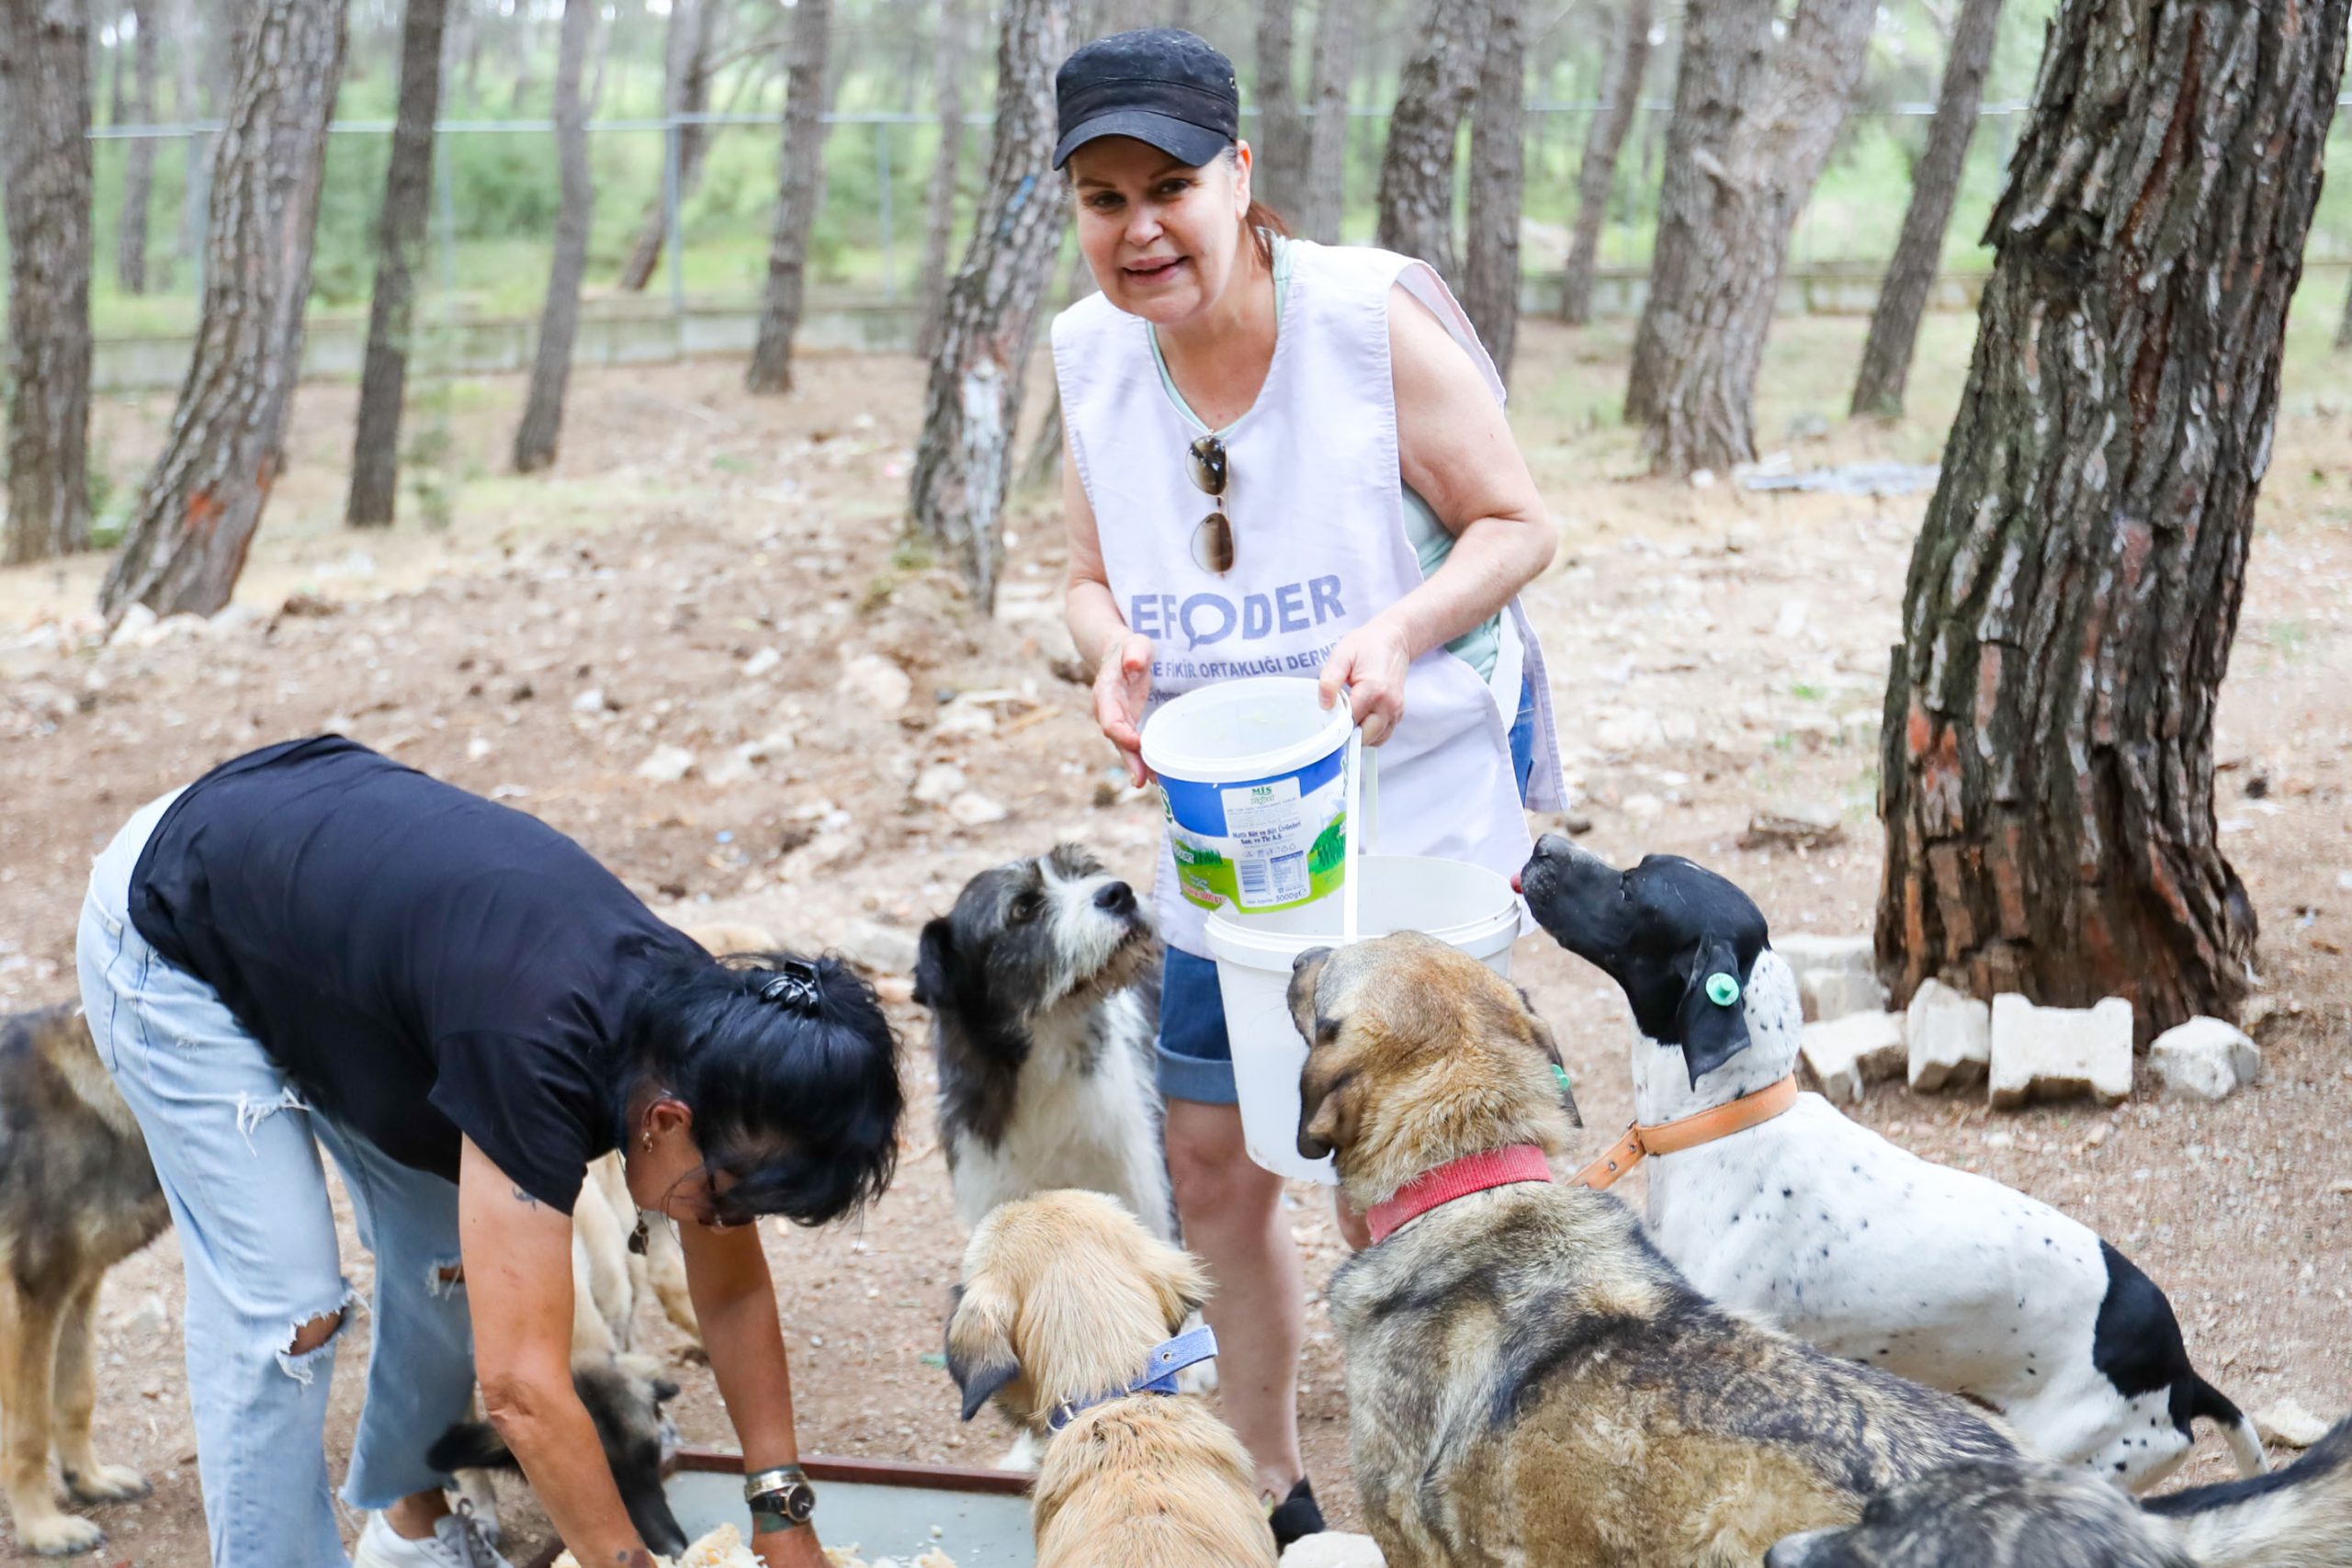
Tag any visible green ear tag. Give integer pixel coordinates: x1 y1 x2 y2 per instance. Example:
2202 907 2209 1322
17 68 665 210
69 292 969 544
1704 973 1741 1008
1552 1064 1574 1095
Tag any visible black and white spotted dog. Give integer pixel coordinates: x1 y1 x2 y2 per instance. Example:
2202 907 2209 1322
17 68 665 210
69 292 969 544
1518 833 2265 1492
914 844 1171 1240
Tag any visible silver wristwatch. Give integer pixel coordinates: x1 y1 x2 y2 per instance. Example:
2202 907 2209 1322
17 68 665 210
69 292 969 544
744 1463 817 1534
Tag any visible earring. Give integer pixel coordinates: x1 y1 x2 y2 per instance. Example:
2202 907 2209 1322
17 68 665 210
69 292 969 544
641 1130 654 1153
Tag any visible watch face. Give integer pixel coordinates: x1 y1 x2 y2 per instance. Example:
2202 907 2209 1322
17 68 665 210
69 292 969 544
784 1483 817 1524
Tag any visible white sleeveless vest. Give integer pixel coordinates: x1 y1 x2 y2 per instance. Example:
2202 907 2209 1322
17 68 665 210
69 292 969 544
1052 239 1566 957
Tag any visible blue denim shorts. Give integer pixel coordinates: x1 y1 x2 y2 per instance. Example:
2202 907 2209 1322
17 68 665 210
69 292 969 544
1157 688 1539 1103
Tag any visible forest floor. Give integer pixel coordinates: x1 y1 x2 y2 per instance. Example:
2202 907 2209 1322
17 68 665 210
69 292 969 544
2 308 2349 1564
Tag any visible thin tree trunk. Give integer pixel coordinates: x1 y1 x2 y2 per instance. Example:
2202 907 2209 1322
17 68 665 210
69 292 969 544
116 0 159 293
510 0 595 472
1877 0 2347 1037
98 0 347 618
1252 0 1305 212
1559 0 1651 324
910 0 1072 610
915 0 974 359
1462 0 1524 380
1849 0 2003 416
744 0 833 394
2 0 96 565
170 0 211 276
618 0 721 292
1623 0 1875 475
1374 0 1490 284
1297 0 1358 243
2339 269 2352 351
346 0 449 526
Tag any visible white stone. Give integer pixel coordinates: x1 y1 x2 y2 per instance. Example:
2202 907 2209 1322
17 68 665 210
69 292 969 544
741 646 782 679
740 727 797 761
1906 978 1991 1092
1801 1012 1906 1105
2254 1398 2331 1449
108 604 159 647
2150 1017 2261 1102
635 744 696 784
1774 933 1874 978
1622 792 1665 821
946 791 1009 827
1988 994 2134 1109
571 685 611 715
1592 707 1663 753
465 736 495 762
1803 967 1888 1023
839 652 912 713
934 697 998 738
1282 1534 1386 1568
910 763 967 806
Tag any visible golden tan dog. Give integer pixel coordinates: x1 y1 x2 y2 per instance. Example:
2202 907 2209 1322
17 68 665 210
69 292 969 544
944 1190 1276 1568
1291 932 2021 1568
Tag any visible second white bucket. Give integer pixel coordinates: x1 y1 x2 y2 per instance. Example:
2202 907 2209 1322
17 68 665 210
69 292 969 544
1204 855 1522 1184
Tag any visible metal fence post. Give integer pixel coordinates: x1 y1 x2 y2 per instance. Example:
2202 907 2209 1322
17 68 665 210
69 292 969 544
434 132 458 299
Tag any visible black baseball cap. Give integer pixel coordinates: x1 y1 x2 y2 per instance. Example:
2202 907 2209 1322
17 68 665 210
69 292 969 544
1054 28 1239 171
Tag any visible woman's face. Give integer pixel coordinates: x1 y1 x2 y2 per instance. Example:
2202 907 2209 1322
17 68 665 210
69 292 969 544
625 1098 741 1228
1069 135 1254 325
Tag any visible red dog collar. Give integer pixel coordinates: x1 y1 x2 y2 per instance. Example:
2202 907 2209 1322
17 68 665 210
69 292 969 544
1365 1145 1555 1244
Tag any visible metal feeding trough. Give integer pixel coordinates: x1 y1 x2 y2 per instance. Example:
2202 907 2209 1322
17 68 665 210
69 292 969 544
526 1449 1035 1567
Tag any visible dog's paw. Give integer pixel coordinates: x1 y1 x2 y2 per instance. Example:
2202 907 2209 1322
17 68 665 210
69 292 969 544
62 1463 151 1505
17 1511 107 1556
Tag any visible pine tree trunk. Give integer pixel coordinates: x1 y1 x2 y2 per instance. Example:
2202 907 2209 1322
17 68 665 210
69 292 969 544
1374 0 1490 283
909 0 1071 611
915 0 974 359
1848 0 2003 417
618 0 721 292
98 0 346 618
1624 0 1875 474
1462 0 1524 381
170 0 212 278
2 0 96 565
744 0 833 395
1297 0 1358 243
346 0 449 527
511 0 596 472
2335 268 2352 351
116 0 159 294
1252 0 1305 212
1558 0 1651 324
1877 0 2348 1038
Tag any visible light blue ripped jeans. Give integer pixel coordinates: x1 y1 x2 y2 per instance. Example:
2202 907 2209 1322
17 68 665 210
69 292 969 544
76 791 481 1568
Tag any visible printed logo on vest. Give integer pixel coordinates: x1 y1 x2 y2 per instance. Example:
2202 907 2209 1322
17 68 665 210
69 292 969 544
1128 575 1349 649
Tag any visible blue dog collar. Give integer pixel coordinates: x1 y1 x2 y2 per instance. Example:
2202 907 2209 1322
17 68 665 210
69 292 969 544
1045 1325 1219 1432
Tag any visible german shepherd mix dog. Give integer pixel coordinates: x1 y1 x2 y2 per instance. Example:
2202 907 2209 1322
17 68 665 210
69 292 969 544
1767 1418 2352 1568
944 1190 1276 1568
0 1004 171 1556
1518 836 2259 1490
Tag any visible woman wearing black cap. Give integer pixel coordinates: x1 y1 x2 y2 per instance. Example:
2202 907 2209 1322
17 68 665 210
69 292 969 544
74 737 902 1568
1048 26 1567 1548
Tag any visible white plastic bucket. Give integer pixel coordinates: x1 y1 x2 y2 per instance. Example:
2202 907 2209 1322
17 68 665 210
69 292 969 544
1140 677 1359 917
1204 855 1521 1183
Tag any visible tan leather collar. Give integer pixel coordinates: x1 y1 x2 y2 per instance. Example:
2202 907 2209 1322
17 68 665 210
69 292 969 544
1572 1075 1800 1190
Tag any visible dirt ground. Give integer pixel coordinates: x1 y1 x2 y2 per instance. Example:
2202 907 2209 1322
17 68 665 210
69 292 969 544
2 312 2348 1564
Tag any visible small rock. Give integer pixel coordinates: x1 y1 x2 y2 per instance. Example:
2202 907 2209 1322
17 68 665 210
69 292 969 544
741 647 783 680
571 686 612 715
1774 934 1874 978
947 791 1009 827
2149 1017 2261 1102
1772 601 1810 639
1740 804 1845 851
1906 978 1991 1092
108 604 160 647
1282 1534 1386 1568
465 736 494 762
934 697 998 739
1622 792 1664 821
106 1291 170 1341
840 653 912 713
1592 708 1664 753
635 745 696 785
911 763 967 806
739 727 797 762
1803 968 1888 1023
1801 1012 1905 1104
2254 1399 2331 1449
1988 994 2133 1110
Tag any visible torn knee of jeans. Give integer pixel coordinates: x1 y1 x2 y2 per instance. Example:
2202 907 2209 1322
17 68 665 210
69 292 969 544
234 1085 310 1149
426 1257 466 1299
276 1284 359 1383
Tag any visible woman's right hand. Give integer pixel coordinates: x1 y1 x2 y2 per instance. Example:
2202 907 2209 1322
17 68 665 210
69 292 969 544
1093 633 1155 785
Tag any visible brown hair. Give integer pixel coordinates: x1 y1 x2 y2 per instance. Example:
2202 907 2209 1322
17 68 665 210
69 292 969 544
1229 145 1292 268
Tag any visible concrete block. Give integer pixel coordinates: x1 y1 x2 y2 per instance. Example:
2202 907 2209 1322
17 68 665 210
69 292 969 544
1283 1535 1386 1568
1988 994 2133 1109
1802 1011 1906 1105
2150 1017 2261 1102
1773 933 1873 979
1803 967 1889 1023
1906 978 1991 1092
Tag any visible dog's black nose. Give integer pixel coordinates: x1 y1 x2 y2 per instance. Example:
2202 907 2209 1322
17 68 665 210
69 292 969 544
1095 881 1136 915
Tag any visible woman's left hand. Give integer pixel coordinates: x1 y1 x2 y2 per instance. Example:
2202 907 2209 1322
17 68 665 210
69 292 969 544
1318 617 1413 746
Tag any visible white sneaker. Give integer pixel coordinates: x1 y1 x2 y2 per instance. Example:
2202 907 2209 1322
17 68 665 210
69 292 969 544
352 1508 514 1568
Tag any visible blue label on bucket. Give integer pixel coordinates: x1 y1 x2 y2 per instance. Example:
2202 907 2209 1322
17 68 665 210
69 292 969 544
1160 747 1349 913
1159 747 1345 835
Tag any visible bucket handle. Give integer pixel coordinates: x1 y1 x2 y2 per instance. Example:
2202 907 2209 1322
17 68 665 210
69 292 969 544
1340 727 1377 942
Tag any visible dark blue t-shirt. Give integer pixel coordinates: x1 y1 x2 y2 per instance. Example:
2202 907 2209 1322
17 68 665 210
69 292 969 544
128 737 702 1212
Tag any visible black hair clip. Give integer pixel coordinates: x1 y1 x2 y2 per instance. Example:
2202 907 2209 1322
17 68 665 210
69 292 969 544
758 957 822 1013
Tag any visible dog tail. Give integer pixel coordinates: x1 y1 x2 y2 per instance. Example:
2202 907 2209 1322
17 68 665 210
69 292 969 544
2147 1415 2352 1568
2187 1372 2268 1479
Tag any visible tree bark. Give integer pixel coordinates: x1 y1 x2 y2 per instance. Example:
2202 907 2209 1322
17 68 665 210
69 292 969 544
744 0 833 394
1252 0 1305 213
170 0 213 277
618 0 722 292
2335 268 2352 352
346 0 449 527
98 0 346 618
1877 0 2348 1038
1462 0 1525 381
1558 0 1651 324
1623 0 1875 475
1374 0 1489 284
1296 0 1358 243
1849 0 2004 416
116 0 160 294
2 0 96 565
909 0 1071 611
916 0 975 359
511 0 596 472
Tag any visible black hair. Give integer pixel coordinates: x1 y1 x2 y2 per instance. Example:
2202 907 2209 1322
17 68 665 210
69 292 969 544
614 952 903 1227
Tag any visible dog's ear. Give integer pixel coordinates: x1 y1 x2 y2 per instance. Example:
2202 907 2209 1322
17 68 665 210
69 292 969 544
912 917 956 1009
426 1419 516 1476
1297 1053 1363 1162
1520 990 1582 1128
944 1281 1022 1422
1675 934 1753 1085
